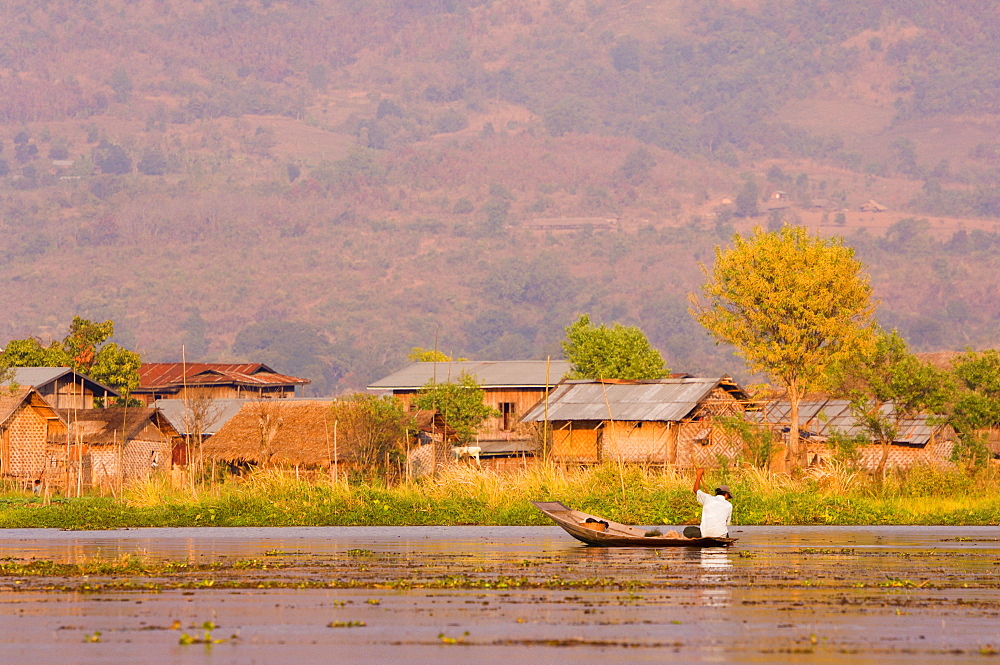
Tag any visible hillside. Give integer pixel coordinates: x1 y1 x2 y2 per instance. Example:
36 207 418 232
0 0 998 395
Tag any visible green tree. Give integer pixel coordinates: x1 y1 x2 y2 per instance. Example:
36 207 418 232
561 314 668 381
1 317 141 404
690 226 877 470
948 350 1000 468
109 67 133 103
330 394 413 477
826 329 951 476
93 140 131 175
63 316 115 370
407 347 462 362
616 148 656 185
0 358 14 388
1 338 71 368
734 176 760 218
137 149 169 176
90 342 142 404
412 374 500 445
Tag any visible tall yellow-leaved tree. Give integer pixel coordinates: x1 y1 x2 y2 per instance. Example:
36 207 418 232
690 226 877 470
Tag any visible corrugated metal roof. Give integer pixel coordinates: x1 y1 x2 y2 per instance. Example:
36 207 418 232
520 377 746 423
368 360 572 390
8 367 73 385
137 363 309 391
5 367 119 396
154 398 251 436
756 399 941 445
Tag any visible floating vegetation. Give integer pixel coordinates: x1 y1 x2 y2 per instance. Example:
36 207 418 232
179 622 225 645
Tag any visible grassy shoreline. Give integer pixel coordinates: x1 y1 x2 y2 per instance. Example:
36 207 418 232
1 464 998 529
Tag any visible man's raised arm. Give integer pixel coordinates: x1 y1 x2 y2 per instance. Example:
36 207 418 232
692 467 705 495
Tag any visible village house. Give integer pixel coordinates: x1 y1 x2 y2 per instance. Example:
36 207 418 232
201 400 341 472
519 376 754 467
134 363 310 405
6 367 119 409
59 408 182 491
368 360 572 460
757 398 955 469
153 398 248 465
0 387 67 490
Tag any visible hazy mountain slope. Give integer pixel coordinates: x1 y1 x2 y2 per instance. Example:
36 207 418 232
0 0 997 394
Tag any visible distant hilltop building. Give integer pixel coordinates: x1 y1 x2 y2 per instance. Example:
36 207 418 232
529 217 618 232
859 199 888 212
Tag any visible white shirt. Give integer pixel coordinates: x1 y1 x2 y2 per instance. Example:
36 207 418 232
696 489 733 537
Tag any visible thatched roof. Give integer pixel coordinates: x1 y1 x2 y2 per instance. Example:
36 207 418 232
202 400 342 466
0 387 63 428
413 409 456 437
59 408 180 445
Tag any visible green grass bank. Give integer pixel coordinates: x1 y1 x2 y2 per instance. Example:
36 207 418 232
1 464 998 529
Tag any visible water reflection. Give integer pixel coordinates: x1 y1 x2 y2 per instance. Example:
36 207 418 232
698 547 732 607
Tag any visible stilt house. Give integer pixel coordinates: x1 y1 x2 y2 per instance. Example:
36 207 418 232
60 408 182 490
520 377 753 467
758 399 954 469
0 387 67 489
368 360 571 459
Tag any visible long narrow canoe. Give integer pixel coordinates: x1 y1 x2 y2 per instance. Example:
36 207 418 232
532 500 736 548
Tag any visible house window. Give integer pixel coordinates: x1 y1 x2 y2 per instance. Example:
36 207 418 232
499 402 515 431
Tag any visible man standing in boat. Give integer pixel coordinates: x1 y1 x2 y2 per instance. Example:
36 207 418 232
689 468 733 538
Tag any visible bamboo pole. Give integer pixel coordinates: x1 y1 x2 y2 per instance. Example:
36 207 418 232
543 356 550 462
325 416 334 484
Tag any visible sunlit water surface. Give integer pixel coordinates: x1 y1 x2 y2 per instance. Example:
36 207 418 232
1 526 998 664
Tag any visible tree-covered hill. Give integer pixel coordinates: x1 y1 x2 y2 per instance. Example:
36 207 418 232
0 0 997 395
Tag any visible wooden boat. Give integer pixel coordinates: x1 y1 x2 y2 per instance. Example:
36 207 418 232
532 501 736 548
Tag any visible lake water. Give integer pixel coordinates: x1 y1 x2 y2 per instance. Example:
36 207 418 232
1 525 998 664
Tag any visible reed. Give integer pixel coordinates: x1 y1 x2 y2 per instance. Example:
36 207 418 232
0 462 998 528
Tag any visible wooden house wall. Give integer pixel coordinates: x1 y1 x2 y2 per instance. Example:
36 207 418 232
601 421 674 463
546 387 749 467
479 454 535 472
37 380 95 410
396 387 552 442
481 387 550 440
137 384 294 406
